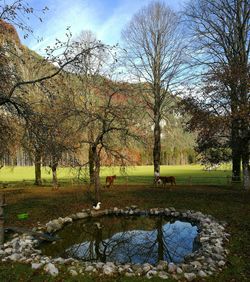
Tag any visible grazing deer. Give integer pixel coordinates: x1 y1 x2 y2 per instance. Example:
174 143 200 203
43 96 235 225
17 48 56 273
157 176 176 187
105 175 116 188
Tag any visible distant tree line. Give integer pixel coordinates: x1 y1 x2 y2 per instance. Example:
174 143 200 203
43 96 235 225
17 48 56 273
1 0 249 198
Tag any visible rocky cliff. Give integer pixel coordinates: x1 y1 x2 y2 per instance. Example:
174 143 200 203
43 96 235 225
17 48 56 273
0 19 21 46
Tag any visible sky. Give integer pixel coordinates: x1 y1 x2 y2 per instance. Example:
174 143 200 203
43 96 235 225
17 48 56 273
15 0 188 55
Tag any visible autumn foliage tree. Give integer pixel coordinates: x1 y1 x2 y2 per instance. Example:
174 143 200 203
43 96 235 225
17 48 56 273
74 75 144 201
184 0 250 188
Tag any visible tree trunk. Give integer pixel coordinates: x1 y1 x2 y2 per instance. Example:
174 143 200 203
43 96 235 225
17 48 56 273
238 63 249 189
0 218 4 246
88 145 95 185
34 149 42 186
242 150 250 190
153 102 161 173
92 146 101 202
95 227 106 262
231 118 241 182
156 217 164 262
51 163 58 189
0 194 5 246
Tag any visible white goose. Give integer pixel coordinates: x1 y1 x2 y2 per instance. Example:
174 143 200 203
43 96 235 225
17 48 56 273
92 202 101 210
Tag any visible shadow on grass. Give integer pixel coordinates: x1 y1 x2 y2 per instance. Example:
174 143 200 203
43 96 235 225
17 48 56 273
1 184 250 281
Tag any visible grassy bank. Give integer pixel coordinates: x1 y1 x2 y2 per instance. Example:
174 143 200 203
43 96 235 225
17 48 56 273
0 181 249 281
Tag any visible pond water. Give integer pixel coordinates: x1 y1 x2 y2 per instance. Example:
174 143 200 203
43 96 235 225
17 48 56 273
40 216 199 265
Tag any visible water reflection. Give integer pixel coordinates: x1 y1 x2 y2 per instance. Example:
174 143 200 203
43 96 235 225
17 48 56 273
40 216 199 265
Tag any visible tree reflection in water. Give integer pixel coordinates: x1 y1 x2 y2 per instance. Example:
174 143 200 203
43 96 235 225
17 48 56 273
41 216 199 265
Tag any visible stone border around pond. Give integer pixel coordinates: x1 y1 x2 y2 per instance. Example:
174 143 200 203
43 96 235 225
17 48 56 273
0 206 230 281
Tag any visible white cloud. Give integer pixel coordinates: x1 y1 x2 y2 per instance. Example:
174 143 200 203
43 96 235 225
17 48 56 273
20 0 188 54
26 0 101 53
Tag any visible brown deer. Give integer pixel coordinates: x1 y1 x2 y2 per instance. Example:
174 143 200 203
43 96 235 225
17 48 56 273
105 175 116 188
157 176 176 187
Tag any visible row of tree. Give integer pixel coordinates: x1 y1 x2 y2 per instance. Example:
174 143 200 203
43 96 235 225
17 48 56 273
0 0 249 197
182 0 250 189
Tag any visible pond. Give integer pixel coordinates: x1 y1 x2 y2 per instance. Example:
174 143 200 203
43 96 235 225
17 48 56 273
40 215 199 265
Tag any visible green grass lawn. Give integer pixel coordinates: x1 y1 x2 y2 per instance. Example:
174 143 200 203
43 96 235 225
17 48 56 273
0 164 233 186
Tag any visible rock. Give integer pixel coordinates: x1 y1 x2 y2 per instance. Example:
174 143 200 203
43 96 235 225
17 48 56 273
206 257 214 264
8 253 21 261
105 262 116 268
212 253 224 260
142 264 152 273
218 260 226 267
176 267 183 274
118 266 124 273
96 262 105 269
157 260 168 270
181 264 194 272
85 265 95 272
198 270 207 277
200 236 209 242
146 270 157 278
44 263 59 276
103 265 115 275
46 220 62 233
174 211 180 217
158 271 169 279
126 267 133 273
91 210 107 217
53 257 65 264
25 258 33 263
135 267 143 275
69 269 78 276
184 273 197 281
213 246 223 254
156 264 164 271
168 262 177 273
190 261 202 268
31 263 43 270
68 258 77 264
70 214 78 219
123 263 132 270
4 248 13 254
125 272 135 277
75 212 89 219
63 217 73 223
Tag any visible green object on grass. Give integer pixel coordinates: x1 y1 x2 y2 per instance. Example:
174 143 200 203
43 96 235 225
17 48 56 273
17 213 28 220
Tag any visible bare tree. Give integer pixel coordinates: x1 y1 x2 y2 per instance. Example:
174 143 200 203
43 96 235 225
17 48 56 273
184 0 250 189
67 32 145 201
71 30 108 186
0 1 105 181
76 76 144 202
122 1 185 175
0 113 22 166
23 71 82 189
0 1 105 119
0 0 48 38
